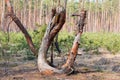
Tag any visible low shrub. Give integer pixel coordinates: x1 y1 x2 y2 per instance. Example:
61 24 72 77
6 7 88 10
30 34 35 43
81 32 120 54
0 28 120 55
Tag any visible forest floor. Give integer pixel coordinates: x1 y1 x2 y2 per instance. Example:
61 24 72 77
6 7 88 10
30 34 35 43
0 49 120 80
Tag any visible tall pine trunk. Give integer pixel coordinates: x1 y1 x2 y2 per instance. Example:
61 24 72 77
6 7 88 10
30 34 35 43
1 0 5 31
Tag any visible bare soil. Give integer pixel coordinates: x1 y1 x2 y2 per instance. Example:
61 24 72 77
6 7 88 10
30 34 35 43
0 52 120 80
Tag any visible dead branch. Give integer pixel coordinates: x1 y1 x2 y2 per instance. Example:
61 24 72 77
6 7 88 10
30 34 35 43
5 0 37 56
61 10 87 74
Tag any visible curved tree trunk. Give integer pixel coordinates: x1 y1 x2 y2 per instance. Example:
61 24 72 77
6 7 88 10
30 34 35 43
38 7 66 74
38 6 87 74
5 0 87 75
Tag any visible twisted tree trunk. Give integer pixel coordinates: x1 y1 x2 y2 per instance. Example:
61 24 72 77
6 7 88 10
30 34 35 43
5 0 87 75
38 7 87 74
37 7 66 74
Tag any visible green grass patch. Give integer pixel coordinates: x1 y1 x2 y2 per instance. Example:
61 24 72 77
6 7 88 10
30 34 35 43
81 32 120 54
0 28 120 55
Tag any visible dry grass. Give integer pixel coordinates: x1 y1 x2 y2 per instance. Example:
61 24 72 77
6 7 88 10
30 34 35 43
0 53 120 80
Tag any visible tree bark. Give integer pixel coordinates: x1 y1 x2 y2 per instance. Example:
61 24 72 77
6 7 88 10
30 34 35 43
1 0 5 31
62 10 86 74
38 7 86 74
5 0 37 56
40 0 43 25
37 7 66 74
5 0 87 75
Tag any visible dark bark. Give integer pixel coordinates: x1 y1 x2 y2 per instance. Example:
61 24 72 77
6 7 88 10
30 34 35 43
50 34 61 65
54 34 61 54
5 0 37 56
50 43 54 65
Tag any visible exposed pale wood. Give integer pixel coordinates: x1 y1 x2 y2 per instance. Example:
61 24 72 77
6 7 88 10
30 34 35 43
38 9 86 75
61 10 87 74
5 0 87 75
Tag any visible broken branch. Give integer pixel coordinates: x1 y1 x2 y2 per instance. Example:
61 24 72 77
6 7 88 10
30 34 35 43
5 0 37 56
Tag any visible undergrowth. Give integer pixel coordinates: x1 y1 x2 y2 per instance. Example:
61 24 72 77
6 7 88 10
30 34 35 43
0 25 120 60
81 32 120 54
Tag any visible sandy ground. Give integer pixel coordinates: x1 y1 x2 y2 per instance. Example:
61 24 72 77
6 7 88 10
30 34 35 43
0 52 120 80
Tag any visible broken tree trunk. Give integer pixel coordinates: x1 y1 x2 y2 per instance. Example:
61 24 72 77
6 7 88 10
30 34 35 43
5 0 37 56
62 10 87 74
5 0 87 75
38 5 87 74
